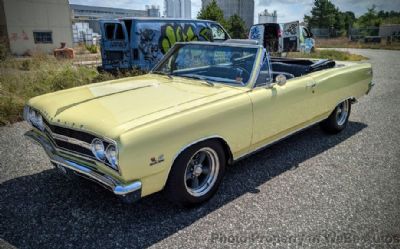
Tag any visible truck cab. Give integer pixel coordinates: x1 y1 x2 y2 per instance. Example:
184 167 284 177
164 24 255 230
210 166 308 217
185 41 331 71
249 21 314 53
100 18 230 71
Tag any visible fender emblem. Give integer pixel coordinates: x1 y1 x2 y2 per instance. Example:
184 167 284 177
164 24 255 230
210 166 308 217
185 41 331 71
150 154 165 166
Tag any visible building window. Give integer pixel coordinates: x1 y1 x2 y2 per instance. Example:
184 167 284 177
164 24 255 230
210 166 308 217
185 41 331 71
33 32 53 44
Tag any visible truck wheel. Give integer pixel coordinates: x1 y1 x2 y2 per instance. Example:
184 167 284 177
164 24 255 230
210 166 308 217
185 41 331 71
320 99 351 134
165 140 226 206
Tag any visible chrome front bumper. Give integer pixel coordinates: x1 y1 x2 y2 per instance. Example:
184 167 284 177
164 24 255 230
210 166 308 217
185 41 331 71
25 130 142 197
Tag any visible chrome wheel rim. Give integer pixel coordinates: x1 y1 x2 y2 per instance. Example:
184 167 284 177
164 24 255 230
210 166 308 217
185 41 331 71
184 147 219 197
336 100 349 126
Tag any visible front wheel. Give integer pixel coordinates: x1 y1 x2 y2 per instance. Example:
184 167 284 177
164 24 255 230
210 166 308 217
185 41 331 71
165 140 226 206
320 99 351 134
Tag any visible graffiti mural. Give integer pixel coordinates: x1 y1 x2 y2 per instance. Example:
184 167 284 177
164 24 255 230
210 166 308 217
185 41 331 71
133 22 214 70
159 24 198 54
283 22 299 36
101 20 225 71
199 27 213 42
249 25 265 45
136 29 161 64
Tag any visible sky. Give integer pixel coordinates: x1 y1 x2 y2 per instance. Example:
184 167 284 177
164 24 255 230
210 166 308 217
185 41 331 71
69 0 400 23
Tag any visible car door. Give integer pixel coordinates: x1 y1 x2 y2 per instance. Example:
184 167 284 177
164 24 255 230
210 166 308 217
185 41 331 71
99 20 130 70
249 24 265 45
248 75 317 148
300 26 315 53
282 21 300 52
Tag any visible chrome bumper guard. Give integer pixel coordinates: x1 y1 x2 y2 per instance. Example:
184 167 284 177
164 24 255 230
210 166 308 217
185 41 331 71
25 130 142 197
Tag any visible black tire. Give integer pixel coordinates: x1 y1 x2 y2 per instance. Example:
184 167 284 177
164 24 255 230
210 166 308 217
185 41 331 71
320 99 351 134
165 140 226 206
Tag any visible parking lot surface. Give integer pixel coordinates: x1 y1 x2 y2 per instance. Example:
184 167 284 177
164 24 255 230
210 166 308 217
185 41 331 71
1 49 399 249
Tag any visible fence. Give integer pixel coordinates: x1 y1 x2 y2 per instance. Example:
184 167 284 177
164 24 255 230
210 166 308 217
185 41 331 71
349 27 380 41
310 28 346 38
311 27 398 42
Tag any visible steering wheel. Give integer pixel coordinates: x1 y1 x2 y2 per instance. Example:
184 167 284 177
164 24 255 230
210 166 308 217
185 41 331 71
234 66 251 82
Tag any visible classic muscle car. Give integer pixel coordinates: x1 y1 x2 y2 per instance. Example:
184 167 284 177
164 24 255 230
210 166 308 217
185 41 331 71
24 41 373 205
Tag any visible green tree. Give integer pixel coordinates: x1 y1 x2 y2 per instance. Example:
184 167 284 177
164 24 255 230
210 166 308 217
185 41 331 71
197 0 227 27
343 11 356 29
226 14 247 39
304 0 339 29
356 6 382 28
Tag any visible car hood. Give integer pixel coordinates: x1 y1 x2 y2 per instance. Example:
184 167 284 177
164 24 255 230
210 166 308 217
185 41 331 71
28 74 244 138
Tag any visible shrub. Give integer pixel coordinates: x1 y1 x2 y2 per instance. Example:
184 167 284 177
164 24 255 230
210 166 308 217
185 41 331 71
85 44 98 54
0 54 148 125
0 39 9 61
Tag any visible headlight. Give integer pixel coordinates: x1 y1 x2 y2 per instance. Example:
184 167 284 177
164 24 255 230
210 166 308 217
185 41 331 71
105 144 118 170
35 112 45 131
91 138 106 161
26 106 44 131
28 108 36 123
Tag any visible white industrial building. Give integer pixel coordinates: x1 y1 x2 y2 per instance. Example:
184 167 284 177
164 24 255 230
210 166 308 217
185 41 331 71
258 9 277 24
0 0 73 55
164 0 191 19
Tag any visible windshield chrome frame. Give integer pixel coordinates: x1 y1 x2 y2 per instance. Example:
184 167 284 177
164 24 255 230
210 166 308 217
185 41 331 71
150 42 263 88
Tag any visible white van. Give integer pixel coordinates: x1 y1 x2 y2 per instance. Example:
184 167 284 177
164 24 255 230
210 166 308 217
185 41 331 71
249 21 315 53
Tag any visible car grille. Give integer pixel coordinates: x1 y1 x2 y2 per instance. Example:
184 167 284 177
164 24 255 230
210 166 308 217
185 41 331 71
42 118 111 160
43 118 95 144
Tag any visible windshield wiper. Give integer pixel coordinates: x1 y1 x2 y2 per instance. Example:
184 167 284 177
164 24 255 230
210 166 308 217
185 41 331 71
152 71 173 79
178 74 215 87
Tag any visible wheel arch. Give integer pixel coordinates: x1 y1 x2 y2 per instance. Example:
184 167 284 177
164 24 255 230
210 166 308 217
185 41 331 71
171 136 234 168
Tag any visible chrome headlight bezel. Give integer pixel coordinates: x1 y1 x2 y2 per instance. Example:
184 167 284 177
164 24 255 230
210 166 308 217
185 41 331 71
105 144 119 170
91 138 119 171
91 138 106 161
25 106 45 131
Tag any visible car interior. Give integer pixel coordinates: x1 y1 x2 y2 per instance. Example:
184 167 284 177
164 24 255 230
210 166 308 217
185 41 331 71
256 57 336 86
173 53 256 85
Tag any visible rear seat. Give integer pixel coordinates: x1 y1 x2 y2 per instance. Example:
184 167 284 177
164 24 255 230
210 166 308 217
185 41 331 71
271 59 335 77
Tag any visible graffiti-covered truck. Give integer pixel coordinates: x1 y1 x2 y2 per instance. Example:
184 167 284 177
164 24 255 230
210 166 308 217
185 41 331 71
100 18 230 71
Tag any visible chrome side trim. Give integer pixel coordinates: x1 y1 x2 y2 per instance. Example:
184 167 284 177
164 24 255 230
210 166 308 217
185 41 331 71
25 130 141 196
234 116 328 161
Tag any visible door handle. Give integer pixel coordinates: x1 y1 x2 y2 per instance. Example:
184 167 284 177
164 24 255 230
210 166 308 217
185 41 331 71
306 82 316 88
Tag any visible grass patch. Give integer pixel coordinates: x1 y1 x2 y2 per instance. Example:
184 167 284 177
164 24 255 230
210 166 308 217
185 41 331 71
0 54 144 125
316 37 400 50
286 49 368 61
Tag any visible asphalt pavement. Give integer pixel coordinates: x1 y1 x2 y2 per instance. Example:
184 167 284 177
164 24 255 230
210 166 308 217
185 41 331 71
1 49 399 249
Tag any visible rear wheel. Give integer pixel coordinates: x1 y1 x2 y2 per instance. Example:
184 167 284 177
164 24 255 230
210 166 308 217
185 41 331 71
165 140 226 206
320 99 351 134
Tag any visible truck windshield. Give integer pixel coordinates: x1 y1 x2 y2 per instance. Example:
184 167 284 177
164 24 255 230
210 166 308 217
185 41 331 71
152 44 258 86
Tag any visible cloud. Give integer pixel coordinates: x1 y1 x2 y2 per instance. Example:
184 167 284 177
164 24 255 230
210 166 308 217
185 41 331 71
69 0 161 10
259 0 310 5
70 0 400 23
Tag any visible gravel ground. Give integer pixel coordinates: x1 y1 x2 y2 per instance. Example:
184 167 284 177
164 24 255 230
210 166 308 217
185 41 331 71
1 49 399 249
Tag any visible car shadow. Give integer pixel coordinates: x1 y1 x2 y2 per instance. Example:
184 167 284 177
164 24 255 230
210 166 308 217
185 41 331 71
0 121 367 249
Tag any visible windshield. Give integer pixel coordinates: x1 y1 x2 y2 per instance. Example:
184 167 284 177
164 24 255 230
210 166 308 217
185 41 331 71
152 44 258 86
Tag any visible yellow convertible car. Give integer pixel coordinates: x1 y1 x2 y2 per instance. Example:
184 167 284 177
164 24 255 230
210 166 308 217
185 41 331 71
24 41 373 205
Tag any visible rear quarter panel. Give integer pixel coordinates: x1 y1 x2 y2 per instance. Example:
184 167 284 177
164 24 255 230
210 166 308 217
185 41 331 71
310 62 372 114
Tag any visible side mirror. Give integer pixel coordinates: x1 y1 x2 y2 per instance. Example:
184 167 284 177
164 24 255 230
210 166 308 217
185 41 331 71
276 74 287 86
